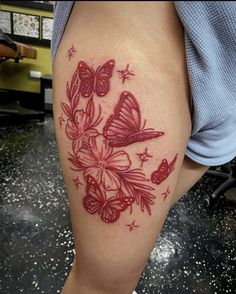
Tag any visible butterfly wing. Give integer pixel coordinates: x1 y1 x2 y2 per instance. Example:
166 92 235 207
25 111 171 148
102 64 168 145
103 91 141 146
168 153 178 173
78 61 95 98
124 129 164 146
95 59 115 97
101 197 131 223
104 91 164 147
83 179 105 214
151 159 169 185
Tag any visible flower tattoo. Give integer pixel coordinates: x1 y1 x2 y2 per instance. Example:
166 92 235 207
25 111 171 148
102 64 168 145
60 58 178 225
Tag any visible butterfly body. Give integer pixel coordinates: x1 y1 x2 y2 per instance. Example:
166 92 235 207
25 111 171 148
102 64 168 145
103 91 164 147
151 154 178 185
78 60 115 98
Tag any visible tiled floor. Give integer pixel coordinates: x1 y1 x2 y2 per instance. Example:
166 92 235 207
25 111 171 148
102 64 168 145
0 116 235 294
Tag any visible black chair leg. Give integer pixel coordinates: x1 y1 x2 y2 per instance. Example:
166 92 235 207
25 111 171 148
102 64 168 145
205 161 236 206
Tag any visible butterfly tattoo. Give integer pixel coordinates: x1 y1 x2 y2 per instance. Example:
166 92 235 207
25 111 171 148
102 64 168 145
78 59 115 98
83 176 134 223
103 91 164 147
151 153 178 185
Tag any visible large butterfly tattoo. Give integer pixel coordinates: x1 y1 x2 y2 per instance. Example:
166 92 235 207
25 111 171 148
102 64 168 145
78 59 115 98
151 153 178 185
103 91 164 147
83 176 134 223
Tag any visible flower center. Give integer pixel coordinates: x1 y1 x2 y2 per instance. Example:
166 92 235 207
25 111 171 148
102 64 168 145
97 160 106 169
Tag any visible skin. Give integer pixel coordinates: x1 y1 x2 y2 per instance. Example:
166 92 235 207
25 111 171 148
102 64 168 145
53 2 208 293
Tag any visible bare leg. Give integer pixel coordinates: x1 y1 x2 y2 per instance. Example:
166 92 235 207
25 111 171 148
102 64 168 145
172 156 208 205
52 2 198 293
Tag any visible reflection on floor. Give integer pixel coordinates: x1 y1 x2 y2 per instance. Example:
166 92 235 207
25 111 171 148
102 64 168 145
0 116 235 294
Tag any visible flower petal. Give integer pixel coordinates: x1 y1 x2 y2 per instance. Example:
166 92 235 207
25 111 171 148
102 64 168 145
65 120 78 139
72 138 83 154
84 167 102 185
106 150 131 171
75 110 89 130
89 136 112 161
101 169 121 191
83 128 99 142
77 147 97 167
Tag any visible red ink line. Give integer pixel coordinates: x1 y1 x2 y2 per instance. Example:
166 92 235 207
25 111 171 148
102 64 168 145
78 59 115 97
67 44 77 61
59 113 65 129
83 176 134 223
151 153 178 185
137 147 152 168
160 186 171 201
126 220 139 231
117 64 135 84
61 59 169 224
74 176 83 189
103 91 164 147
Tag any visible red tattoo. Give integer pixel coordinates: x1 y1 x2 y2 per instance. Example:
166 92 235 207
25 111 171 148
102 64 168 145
74 176 82 189
103 91 164 147
59 113 65 128
77 136 132 191
83 176 134 223
160 186 171 201
117 64 135 84
126 220 139 231
60 58 177 224
78 59 115 97
117 169 155 215
151 153 178 185
67 44 77 61
65 98 102 154
137 147 152 168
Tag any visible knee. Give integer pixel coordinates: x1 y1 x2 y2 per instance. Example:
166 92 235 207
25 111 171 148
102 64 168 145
75 252 145 294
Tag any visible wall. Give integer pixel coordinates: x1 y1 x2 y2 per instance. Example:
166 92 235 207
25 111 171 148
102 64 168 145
0 4 52 93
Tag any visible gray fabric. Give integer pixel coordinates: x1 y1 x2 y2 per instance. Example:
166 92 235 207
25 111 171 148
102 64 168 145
51 1 74 62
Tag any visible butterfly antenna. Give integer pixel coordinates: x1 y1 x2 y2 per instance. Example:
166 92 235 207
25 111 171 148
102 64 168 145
129 204 133 215
142 119 147 129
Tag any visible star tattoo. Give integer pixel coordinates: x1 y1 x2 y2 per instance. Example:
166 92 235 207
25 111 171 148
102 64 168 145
59 114 65 129
126 220 139 232
74 176 83 189
137 147 152 168
67 44 77 61
117 64 135 84
161 186 171 201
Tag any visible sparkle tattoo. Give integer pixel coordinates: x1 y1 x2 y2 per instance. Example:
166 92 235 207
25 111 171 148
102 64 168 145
60 58 177 224
126 220 139 232
137 147 152 168
160 186 171 201
74 176 82 189
67 44 77 61
59 114 65 129
117 64 135 84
